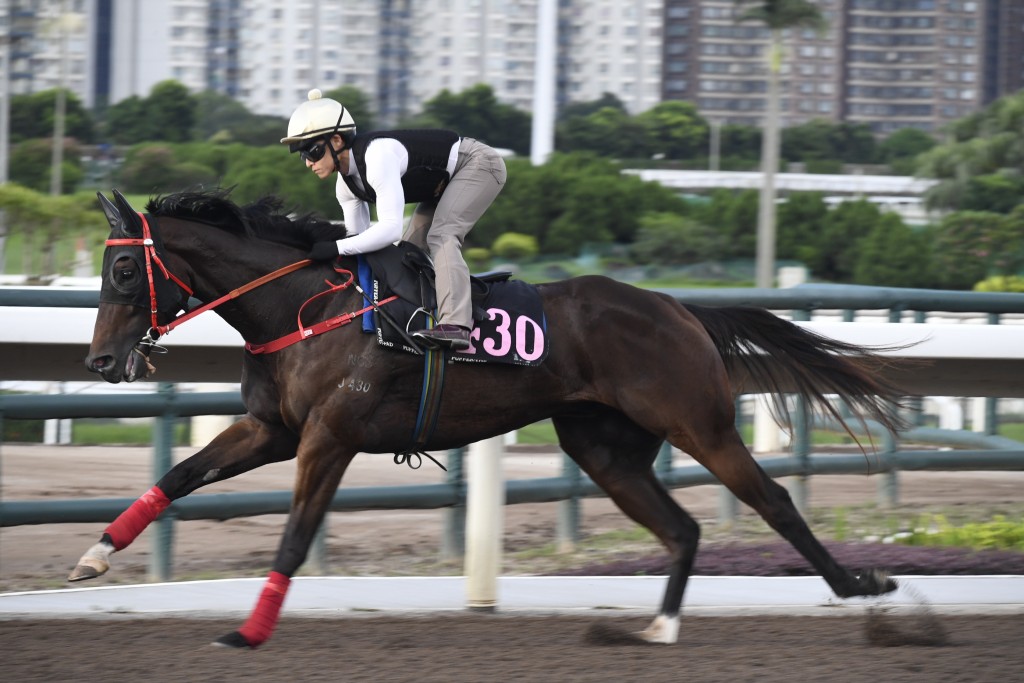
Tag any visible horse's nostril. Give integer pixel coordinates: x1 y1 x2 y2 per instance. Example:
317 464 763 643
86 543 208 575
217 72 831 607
88 355 112 372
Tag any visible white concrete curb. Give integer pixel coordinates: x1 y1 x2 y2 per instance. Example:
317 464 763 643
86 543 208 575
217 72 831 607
1 575 1021 618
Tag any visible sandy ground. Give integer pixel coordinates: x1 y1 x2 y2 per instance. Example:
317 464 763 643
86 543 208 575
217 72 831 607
2 614 1023 682
2 443 1024 593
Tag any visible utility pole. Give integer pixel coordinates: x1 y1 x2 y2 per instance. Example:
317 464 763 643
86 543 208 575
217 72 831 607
755 34 783 289
0 20 10 275
530 0 556 166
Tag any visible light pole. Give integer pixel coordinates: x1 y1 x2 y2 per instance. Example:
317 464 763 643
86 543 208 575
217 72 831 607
0 31 10 275
530 0 556 166
755 33 783 289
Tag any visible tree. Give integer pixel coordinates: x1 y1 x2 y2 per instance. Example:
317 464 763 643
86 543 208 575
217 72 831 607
960 171 1024 214
812 199 883 282
103 95 149 144
9 139 83 193
916 90 1024 211
877 128 936 174
415 84 531 154
9 89 94 143
929 211 1012 290
853 215 932 288
631 213 725 266
781 119 876 167
775 191 829 263
557 93 627 122
102 81 197 144
695 189 759 259
635 100 708 160
734 0 827 287
193 90 258 141
145 80 198 143
556 106 649 158
325 85 377 132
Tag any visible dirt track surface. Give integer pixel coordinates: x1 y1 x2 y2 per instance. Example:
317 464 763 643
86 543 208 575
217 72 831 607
2 613 1022 682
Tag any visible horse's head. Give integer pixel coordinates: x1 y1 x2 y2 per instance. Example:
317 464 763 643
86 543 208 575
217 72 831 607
85 190 192 383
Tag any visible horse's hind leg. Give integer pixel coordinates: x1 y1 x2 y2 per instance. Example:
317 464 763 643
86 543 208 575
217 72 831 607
677 421 896 599
553 408 698 644
68 416 299 582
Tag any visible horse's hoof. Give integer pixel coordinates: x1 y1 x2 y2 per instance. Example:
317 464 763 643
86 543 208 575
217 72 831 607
67 564 102 582
635 614 680 644
863 569 898 595
68 542 113 582
211 631 254 649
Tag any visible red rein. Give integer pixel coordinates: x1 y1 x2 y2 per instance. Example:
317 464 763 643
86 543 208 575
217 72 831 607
107 212 388 354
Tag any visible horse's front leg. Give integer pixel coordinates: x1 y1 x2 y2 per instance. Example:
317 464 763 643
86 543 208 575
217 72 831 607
215 424 356 649
68 416 299 582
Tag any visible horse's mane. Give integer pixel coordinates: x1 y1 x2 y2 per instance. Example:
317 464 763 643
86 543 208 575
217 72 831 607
145 189 347 250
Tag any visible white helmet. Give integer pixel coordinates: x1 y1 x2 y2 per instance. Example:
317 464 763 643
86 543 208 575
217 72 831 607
280 89 356 151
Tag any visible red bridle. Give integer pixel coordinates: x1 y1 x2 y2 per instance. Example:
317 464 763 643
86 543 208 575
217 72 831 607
104 212 314 341
103 211 382 355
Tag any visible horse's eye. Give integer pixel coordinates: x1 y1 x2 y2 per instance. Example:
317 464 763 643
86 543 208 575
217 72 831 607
116 268 135 283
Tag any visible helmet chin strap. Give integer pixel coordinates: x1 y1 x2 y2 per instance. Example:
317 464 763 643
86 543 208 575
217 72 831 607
328 133 353 174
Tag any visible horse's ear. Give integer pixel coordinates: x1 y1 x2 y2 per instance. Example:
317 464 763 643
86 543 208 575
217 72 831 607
96 192 121 231
111 188 144 236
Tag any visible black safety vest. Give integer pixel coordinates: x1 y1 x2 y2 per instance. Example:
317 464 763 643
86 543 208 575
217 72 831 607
341 129 460 204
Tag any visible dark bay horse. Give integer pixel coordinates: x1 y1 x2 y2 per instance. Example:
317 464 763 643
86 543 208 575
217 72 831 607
74 189 906 649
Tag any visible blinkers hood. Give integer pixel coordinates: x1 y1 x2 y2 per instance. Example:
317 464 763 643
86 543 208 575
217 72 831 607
97 190 187 320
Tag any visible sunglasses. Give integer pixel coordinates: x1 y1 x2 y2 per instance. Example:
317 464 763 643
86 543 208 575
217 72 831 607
299 139 329 163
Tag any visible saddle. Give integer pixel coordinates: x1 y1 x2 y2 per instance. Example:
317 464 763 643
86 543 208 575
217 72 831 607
358 242 549 367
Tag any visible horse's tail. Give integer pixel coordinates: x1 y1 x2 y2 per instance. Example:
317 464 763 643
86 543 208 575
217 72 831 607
682 303 910 438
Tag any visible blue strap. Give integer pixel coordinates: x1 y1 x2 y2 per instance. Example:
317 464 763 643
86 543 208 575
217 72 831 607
357 255 375 333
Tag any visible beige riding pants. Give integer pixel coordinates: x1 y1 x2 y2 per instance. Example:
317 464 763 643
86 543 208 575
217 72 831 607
402 137 507 329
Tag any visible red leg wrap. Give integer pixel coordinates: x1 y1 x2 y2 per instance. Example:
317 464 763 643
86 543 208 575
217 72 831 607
238 572 291 648
104 485 171 550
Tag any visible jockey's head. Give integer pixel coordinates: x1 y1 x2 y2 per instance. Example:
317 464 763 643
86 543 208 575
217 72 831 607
281 89 357 170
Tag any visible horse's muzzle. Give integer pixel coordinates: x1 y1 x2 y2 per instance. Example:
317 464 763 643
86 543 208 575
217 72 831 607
85 347 151 383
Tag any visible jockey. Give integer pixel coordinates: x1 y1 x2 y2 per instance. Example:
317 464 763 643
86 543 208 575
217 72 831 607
281 88 507 351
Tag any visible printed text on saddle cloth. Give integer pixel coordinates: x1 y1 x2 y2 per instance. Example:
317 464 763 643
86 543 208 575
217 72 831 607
458 306 546 364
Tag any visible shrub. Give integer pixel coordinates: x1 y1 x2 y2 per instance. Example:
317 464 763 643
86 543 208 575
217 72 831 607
492 232 539 260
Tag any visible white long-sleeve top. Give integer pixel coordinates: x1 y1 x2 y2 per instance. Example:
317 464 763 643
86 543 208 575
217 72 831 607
333 137 460 255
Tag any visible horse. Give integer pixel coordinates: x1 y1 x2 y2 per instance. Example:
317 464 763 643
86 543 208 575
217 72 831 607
73 188 907 649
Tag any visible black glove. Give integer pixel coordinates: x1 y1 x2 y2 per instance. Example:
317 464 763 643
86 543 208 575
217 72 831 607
307 241 340 261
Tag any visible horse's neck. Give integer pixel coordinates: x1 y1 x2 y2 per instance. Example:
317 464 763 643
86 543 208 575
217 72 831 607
166 223 352 342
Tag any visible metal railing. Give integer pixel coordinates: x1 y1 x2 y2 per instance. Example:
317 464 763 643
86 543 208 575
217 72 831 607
2 284 1024 581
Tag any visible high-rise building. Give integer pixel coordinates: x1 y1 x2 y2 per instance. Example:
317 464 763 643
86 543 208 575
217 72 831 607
235 0 380 118
561 0 665 114
7 0 1022 138
662 0 1024 134
4 0 92 103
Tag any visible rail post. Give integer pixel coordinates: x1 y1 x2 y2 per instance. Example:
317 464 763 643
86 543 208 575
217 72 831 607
556 452 581 552
149 383 177 582
442 447 466 560
465 436 504 612
876 428 899 508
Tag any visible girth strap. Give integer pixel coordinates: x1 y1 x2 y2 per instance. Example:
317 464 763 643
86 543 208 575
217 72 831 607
394 347 448 470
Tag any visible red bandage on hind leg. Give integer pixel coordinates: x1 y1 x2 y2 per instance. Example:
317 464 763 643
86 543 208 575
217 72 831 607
104 485 171 550
238 571 291 647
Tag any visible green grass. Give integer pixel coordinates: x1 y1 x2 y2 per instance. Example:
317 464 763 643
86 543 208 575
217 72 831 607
515 419 559 445
896 514 1024 551
71 420 190 446
998 421 1024 442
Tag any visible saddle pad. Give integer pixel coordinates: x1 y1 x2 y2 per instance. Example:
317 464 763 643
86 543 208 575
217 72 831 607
359 259 549 366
